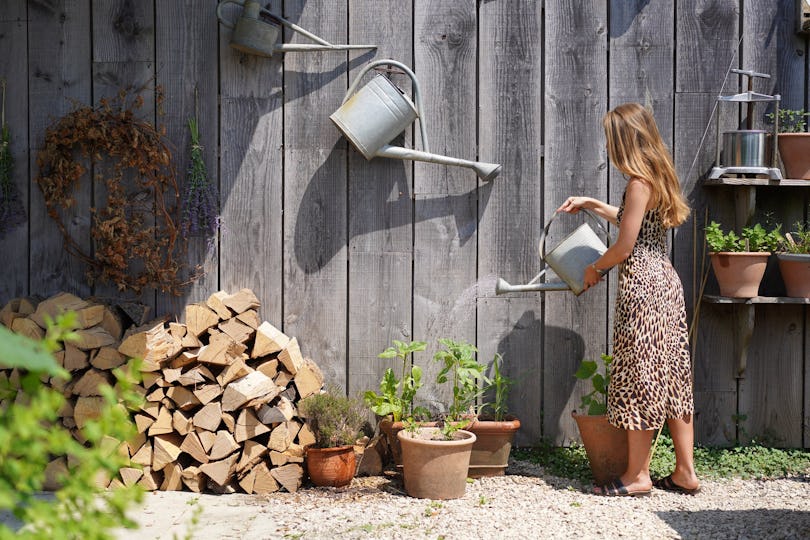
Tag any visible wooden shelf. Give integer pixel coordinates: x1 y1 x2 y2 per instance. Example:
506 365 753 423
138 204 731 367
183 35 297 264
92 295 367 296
703 295 810 304
704 178 810 187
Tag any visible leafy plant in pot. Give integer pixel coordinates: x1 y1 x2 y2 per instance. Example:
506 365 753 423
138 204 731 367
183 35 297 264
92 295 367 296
363 340 429 466
776 219 810 298
705 221 782 298
767 108 810 180
298 388 366 487
570 353 628 486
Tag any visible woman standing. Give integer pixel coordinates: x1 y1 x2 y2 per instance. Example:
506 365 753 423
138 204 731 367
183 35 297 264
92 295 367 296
557 103 700 497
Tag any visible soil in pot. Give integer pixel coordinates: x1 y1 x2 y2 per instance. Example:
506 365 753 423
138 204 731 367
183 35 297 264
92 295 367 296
571 412 627 486
467 417 521 478
710 252 770 297
398 427 475 500
306 445 356 487
777 254 810 298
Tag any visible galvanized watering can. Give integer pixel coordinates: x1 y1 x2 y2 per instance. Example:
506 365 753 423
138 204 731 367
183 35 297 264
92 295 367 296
330 59 502 181
496 209 611 296
217 0 376 58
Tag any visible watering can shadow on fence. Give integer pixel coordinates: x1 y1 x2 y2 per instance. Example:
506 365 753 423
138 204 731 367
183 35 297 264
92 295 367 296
217 0 377 58
329 59 502 182
495 209 611 296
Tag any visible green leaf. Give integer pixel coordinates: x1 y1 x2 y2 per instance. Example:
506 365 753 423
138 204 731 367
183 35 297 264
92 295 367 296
573 360 597 380
0 326 63 376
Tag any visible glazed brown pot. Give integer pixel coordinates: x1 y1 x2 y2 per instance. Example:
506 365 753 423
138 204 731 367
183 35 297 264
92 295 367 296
398 427 475 499
571 412 627 486
777 253 810 298
466 417 521 477
305 445 356 487
777 133 810 180
709 252 770 298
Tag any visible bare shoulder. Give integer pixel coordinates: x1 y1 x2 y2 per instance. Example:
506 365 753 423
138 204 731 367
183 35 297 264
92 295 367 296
625 178 653 210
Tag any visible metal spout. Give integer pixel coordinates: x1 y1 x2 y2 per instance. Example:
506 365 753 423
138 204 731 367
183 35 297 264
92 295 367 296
495 278 570 295
274 44 378 52
375 145 501 181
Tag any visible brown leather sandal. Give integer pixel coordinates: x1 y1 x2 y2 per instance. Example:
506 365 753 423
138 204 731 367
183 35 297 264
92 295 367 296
595 478 652 497
653 474 701 495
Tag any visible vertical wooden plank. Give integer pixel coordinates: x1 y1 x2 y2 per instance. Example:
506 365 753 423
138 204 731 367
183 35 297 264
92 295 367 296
154 1 219 319
29 0 92 299
477 0 544 445
543 0 609 444
0 2 29 303
412 0 478 414
674 0 739 446
218 0 283 328
283 0 348 388
346 0 414 399
91 0 156 311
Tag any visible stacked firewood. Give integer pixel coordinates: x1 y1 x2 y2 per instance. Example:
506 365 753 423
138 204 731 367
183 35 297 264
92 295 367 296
0 289 325 494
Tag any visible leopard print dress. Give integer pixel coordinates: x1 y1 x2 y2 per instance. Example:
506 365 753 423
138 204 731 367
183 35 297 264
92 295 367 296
608 200 694 431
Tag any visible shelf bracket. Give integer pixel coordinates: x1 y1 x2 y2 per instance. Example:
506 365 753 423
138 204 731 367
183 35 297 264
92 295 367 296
731 303 754 378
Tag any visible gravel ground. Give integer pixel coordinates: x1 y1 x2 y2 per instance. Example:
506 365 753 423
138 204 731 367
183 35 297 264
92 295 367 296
116 459 810 540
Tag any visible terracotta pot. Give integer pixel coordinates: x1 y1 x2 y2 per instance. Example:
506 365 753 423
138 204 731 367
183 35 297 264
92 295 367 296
571 412 627 486
305 445 356 487
777 133 810 180
709 252 770 297
398 427 475 499
379 418 437 467
777 253 810 298
466 417 521 477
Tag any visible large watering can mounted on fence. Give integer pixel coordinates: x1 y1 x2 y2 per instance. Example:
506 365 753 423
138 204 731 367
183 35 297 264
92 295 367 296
217 0 377 58
330 59 502 181
495 209 611 296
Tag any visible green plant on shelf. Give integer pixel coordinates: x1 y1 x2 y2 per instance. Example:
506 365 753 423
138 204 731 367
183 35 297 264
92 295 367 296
766 109 810 133
705 221 783 253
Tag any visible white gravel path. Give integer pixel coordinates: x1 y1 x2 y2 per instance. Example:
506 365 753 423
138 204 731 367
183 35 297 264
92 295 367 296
116 459 810 540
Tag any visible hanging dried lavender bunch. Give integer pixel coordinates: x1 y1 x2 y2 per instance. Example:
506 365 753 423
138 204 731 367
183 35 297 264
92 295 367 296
0 80 26 240
181 116 219 243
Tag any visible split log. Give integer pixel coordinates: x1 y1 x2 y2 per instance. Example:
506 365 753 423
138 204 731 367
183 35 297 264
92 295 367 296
221 289 260 315
221 371 277 412
75 304 105 329
90 346 126 370
233 408 271 443
209 430 240 461
147 407 174 436
72 369 113 397
269 463 302 493
278 338 304 375
119 467 143 487
181 466 205 493
152 434 183 471
11 317 44 341
219 318 254 345
74 396 106 429
205 291 233 320
257 396 295 424
251 322 289 358
293 358 324 400
199 453 239 486
236 309 260 329
160 463 183 491
185 303 220 337
30 292 88 328
63 343 89 371
193 402 222 432
138 467 162 490
180 432 210 464
192 384 223 406
172 410 193 436
250 463 280 494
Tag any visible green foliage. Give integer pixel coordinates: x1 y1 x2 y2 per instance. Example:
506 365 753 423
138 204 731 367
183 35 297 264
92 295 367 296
779 221 810 254
573 353 612 416
364 340 427 422
0 312 144 540
299 387 366 448
705 221 782 252
480 353 514 421
433 338 489 421
766 109 810 133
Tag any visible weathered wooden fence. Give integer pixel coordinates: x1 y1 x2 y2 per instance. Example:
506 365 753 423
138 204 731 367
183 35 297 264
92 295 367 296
1 0 808 447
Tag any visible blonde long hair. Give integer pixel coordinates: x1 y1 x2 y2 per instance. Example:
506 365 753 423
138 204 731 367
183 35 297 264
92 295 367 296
603 103 690 228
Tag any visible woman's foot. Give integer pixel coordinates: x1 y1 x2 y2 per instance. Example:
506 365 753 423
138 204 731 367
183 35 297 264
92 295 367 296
654 473 700 495
593 475 652 496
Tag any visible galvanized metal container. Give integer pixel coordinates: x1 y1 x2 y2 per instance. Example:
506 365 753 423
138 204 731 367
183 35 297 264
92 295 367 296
722 130 771 168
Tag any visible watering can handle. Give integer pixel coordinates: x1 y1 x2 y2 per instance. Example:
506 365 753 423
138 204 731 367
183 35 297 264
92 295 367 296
216 0 334 47
537 209 612 261
342 59 430 154
216 0 246 30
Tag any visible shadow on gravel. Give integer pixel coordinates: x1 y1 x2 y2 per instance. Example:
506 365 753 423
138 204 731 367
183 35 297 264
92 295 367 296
657 509 810 539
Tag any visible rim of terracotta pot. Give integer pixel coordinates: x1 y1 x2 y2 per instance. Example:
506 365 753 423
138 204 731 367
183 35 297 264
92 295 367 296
398 427 476 446
468 418 521 433
709 251 772 257
776 252 810 261
305 444 354 455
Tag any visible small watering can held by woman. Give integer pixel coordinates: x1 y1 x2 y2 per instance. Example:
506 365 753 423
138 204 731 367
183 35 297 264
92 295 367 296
330 59 501 181
496 209 611 296
217 0 376 58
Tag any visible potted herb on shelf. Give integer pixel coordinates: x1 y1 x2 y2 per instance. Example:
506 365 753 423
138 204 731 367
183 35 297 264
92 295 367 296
776 220 810 298
363 340 428 466
705 221 782 298
767 108 810 180
570 353 628 486
298 388 367 487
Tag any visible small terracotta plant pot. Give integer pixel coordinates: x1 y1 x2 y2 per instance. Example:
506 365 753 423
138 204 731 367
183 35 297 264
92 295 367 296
305 445 356 487
467 417 521 477
571 412 628 486
398 427 476 499
709 252 770 297
777 253 810 298
777 133 810 180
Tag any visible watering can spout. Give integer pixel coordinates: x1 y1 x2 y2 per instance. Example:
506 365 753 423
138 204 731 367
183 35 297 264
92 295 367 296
495 278 570 295
376 145 501 181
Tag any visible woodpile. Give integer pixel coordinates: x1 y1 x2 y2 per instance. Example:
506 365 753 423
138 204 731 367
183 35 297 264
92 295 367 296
0 289 326 494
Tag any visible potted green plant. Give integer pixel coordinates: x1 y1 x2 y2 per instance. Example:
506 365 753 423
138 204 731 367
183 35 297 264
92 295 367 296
705 221 782 297
767 108 810 179
776 219 810 298
298 388 366 487
570 353 628 486
397 418 476 499
363 340 429 466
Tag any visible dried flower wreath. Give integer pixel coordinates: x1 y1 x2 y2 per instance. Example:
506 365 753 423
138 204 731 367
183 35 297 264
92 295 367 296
35 88 187 295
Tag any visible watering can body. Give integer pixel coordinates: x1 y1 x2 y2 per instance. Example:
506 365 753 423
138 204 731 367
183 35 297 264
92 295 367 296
330 59 501 181
217 0 376 58
495 210 610 296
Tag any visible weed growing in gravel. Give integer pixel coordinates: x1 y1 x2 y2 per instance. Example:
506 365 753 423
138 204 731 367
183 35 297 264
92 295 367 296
513 434 810 483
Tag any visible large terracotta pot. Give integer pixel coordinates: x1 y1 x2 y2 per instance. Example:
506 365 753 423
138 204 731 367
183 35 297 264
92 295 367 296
777 133 810 180
398 427 475 499
709 252 770 297
571 412 627 486
466 417 521 477
305 445 356 487
777 253 810 298
379 418 437 467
